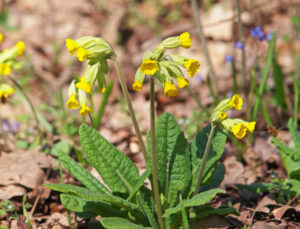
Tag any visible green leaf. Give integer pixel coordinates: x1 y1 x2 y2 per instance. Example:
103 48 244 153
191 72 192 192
236 183 275 193
146 113 191 205
60 194 126 218
101 217 151 229
288 119 300 151
79 124 139 193
193 205 239 220
127 170 151 201
189 125 227 195
58 152 110 194
50 141 71 156
163 189 224 217
45 183 139 211
252 33 276 121
200 164 225 192
272 57 286 110
272 137 300 179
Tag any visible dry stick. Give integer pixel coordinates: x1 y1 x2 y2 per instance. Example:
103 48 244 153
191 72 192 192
9 77 42 139
112 58 147 162
235 0 247 97
190 0 219 100
150 77 164 229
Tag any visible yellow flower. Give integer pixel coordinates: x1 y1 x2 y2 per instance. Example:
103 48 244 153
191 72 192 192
247 121 256 133
76 77 92 94
179 32 192 48
76 47 89 62
0 84 14 99
99 88 106 94
0 63 11 76
232 123 247 139
65 38 79 55
176 77 189 88
80 104 91 116
229 94 243 110
140 59 159 75
132 80 143 91
218 112 227 120
0 33 3 44
16 41 26 56
184 59 200 77
66 94 80 110
164 82 178 97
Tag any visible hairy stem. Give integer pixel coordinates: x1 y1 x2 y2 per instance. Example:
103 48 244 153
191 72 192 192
113 58 147 162
150 77 164 229
194 123 216 196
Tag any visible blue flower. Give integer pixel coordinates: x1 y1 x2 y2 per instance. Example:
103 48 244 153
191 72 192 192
267 32 274 41
250 26 262 38
234 41 244 49
225 55 234 63
258 31 266 41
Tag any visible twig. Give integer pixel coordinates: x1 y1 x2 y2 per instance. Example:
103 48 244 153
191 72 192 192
190 0 219 99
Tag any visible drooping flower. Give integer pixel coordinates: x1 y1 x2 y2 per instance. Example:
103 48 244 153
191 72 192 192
140 59 159 75
0 84 14 100
229 94 243 110
132 80 143 91
67 94 80 110
218 112 227 120
179 32 192 48
16 41 26 56
164 82 178 97
76 76 92 94
176 77 189 88
184 59 200 77
65 38 79 55
247 121 256 133
232 123 248 139
0 63 11 76
0 33 3 44
80 103 91 116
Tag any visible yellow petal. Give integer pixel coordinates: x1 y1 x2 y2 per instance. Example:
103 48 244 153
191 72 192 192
179 32 192 48
140 59 159 75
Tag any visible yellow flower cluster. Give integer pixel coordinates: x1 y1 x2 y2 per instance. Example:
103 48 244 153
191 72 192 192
132 32 200 97
0 34 26 104
65 36 114 116
212 94 256 139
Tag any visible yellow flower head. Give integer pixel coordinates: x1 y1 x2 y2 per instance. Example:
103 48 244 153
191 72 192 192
229 94 243 110
0 63 11 76
176 77 189 88
99 88 106 94
0 84 14 99
16 41 26 56
184 59 200 77
0 33 3 44
76 47 89 62
66 94 80 110
247 121 256 133
218 112 227 120
164 82 178 97
140 59 159 75
179 32 192 48
80 104 91 116
132 80 143 91
65 38 79 55
76 77 92 94
232 123 247 139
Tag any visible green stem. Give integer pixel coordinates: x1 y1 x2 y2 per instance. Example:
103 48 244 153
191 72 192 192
88 93 95 115
112 57 147 162
190 0 219 99
193 123 216 196
261 100 273 126
294 74 299 128
150 77 164 229
9 77 42 139
186 86 209 117
235 0 247 96
94 80 114 129
231 62 238 94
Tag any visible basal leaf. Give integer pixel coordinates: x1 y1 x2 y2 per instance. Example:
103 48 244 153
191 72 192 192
164 189 224 217
79 124 139 193
59 152 110 194
127 170 151 201
288 119 300 151
101 217 151 229
189 125 226 195
60 194 126 218
146 112 190 203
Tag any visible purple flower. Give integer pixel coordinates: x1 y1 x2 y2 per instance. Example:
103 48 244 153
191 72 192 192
258 31 266 41
267 32 274 41
234 41 244 49
250 26 262 38
225 55 234 63
196 73 203 83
